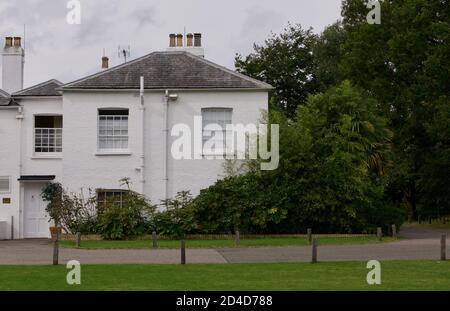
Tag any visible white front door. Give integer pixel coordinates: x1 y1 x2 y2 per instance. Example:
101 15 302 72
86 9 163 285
24 183 49 238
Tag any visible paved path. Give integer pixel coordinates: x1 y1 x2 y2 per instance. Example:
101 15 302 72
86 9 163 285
218 238 449 263
0 225 448 265
0 239 227 265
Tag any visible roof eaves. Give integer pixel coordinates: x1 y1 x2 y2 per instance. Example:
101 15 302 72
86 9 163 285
182 52 274 90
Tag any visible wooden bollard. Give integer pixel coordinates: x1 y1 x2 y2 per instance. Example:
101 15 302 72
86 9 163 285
391 224 397 239
181 239 186 265
377 227 383 241
152 231 157 248
235 230 240 247
441 234 447 261
53 233 60 265
311 237 317 263
75 232 81 248
307 228 312 245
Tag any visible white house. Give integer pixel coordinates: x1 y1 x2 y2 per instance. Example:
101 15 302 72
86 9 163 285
0 34 271 239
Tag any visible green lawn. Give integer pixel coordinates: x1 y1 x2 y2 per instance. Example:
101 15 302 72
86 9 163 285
0 261 449 291
60 236 396 249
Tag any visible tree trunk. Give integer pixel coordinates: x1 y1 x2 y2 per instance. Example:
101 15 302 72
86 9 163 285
406 182 418 221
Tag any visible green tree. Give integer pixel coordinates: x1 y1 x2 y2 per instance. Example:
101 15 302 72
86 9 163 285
235 23 319 118
191 82 403 233
313 21 347 91
340 0 450 219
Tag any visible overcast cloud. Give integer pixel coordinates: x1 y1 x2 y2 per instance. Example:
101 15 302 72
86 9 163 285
0 0 342 88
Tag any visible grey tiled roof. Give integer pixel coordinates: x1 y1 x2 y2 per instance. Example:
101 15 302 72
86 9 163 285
63 51 272 90
0 89 9 98
13 79 63 97
0 89 11 105
0 98 11 105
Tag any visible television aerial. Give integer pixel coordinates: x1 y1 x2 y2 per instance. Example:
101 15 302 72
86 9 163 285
118 45 131 63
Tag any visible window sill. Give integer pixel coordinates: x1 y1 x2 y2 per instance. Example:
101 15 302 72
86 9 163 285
31 154 63 160
95 150 132 156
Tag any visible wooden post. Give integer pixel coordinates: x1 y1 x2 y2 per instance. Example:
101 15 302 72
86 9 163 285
181 239 186 265
53 232 60 265
391 224 397 239
235 230 240 247
10 216 14 240
75 232 81 248
307 228 312 245
311 237 317 263
441 234 446 261
377 227 383 241
152 231 157 248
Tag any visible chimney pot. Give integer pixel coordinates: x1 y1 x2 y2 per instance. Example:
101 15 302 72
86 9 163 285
169 34 176 47
13 37 21 47
194 33 202 47
102 56 109 70
186 33 194 47
176 34 183 47
5 37 13 48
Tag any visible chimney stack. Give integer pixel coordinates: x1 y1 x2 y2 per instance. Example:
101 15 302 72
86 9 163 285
13 37 21 47
166 32 205 58
169 34 176 47
186 33 194 47
5 37 13 48
194 33 202 47
102 56 109 70
2 36 25 94
176 34 183 47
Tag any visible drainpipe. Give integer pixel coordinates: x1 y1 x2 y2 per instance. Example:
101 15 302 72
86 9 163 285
139 77 145 194
15 105 24 240
163 90 169 201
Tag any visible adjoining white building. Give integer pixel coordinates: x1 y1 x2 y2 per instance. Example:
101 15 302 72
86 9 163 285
0 34 271 239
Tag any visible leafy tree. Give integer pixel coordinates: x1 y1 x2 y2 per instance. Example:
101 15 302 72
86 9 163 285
313 21 347 91
340 0 450 219
417 100 450 219
41 182 65 229
235 23 319 117
155 191 196 238
192 82 403 233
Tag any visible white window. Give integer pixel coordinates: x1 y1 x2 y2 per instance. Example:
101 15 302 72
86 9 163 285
202 108 233 155
34 116 63 153
0 177 10 193
98 109 129 150
97 190 128 208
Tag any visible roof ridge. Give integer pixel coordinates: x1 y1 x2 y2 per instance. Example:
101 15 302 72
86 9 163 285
62 52 158 88
13 79 63 96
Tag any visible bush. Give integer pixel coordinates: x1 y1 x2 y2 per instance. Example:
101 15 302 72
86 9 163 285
154 191 196 238
98 191 156 240
188 82 405 234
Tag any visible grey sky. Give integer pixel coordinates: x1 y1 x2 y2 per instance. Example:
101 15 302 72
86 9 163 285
0 0 342 89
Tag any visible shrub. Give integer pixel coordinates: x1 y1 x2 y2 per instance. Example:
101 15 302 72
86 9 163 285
98 191 156 240
154 191 196 238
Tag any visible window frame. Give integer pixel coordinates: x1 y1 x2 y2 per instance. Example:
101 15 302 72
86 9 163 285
33 115 63 155
96 189 128 208
201 107 233 156
0 176 11 194
97 109 129 152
